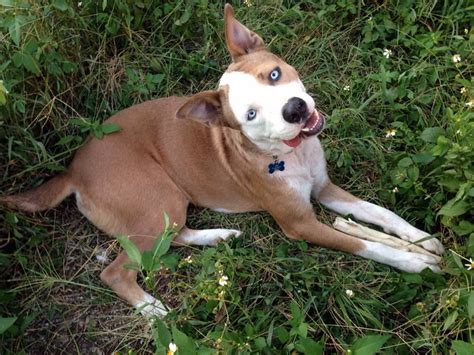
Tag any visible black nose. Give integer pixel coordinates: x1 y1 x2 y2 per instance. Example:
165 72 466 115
282 97 308 123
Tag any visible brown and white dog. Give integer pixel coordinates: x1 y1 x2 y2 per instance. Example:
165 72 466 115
1 4 443 318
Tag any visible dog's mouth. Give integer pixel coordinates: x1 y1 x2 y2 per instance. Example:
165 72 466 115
282 110 325 148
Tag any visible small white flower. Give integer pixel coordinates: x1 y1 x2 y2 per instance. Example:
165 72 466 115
78 1 82 6
345 289 354 298
465 99 474 108
460 87 467 94
95 249 108 263
184 255 193 264
383 48 392 59
465 258 474 271
244 0 252 6
456 129 461 135
385 129 397 137
464 28 468 35
392 187 399 193
452 54 461 63
218 275 228 286
343 85 350 91
168 342 178 355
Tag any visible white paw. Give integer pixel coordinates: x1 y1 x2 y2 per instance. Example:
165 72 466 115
135 294 168 319
394 251 442 274
207 229 242 245
358 241 442 274
396 227 445 255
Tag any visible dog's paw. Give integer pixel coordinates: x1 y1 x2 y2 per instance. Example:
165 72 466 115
394 251 442 274
135 294 168 319
207 228 242 246
397 228 444 255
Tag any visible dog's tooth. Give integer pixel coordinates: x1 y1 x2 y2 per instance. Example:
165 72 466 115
301 128 310 132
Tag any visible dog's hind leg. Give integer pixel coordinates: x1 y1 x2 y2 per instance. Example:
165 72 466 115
73 164 189 318
173 227 242 246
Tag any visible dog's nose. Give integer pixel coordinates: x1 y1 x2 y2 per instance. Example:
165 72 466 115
282 97 308 124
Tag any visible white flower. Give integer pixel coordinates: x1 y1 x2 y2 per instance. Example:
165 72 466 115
184 255 193 264
95 249 108 263
244 0 252 6
465 99 474 108
383 48 392 59
460 87 467 94
464 28 469 35
452 54 461 63
385 129 397 137
343 85 350 91
78 1 82 6
465 258 474 270
345 289 354 298
167 342 178 355
218 275 228 286
392 187 399 193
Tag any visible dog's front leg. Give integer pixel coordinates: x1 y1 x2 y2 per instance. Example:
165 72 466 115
315 182 444 255
268 198 441 273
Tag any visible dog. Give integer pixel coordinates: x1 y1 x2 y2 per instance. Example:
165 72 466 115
1 4 444 318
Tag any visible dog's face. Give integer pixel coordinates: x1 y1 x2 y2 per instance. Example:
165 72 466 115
177 4 324 155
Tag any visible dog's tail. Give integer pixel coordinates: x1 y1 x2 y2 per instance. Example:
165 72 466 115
0 173 73 212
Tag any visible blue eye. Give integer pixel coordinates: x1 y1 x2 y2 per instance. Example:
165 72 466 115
247 109 257 121
269 67 281 81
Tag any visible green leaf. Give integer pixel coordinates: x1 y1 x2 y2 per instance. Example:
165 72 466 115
407 165 419 182
442 310 458 331
56 135 76 146
438 199 469 217
100 122 121 135
412 151 435 164
116 235 142 265
351 335 390 355
290 300 303 325
295 337 324 355
12 52 40 74
452 340 474 355
52 0 69 11
0 317 17 334
297 322 308 338
172 326 196 353
420 127 445 143
9 17 21 46
468 292 474 319
141 250 154 271
152 232 174 261
255 337 267 350
398 157 413 168
152 318 171 348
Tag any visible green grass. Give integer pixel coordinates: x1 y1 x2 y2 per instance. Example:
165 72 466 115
0 0 473 353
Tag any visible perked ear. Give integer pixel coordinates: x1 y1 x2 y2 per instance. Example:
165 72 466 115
224 3 265 61
176 91 223 126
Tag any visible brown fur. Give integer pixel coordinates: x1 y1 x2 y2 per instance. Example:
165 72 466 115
1 4 366 310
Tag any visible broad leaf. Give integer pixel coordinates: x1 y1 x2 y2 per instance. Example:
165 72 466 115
352 335 390 355
0 317 17 334
452 340 474 355
117 235 142 265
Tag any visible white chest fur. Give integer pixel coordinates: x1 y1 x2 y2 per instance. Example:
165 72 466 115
272 137 329 202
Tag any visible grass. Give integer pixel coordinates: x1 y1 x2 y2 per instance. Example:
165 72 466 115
0 0 473 353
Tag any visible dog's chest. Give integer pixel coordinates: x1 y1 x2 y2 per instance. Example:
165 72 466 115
274 137 328 201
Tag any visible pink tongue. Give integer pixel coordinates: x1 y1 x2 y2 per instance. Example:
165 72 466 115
283 135 302 148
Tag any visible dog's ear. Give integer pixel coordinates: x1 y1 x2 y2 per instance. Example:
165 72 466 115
176 91 225 126
224 3 265 61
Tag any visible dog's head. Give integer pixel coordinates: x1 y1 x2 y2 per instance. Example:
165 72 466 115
177 4 324 154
